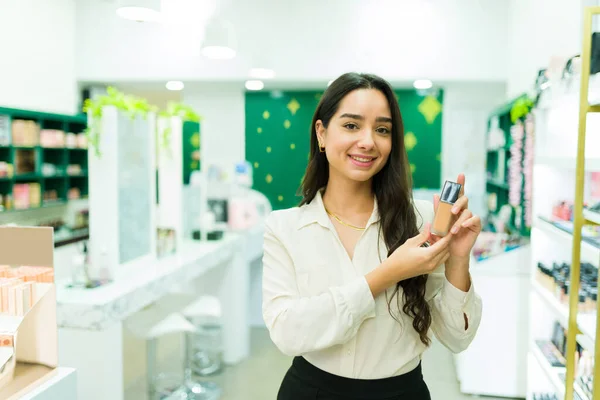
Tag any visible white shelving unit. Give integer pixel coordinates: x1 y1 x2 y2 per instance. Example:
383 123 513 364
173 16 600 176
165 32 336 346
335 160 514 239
526 75 600 400
584 209 600 225
533 217 600 267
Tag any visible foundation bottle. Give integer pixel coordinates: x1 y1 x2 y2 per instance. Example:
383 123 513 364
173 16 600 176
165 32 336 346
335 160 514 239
431 180 462 237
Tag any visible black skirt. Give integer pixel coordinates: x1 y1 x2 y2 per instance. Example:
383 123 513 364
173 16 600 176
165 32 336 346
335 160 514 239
277 356 431 400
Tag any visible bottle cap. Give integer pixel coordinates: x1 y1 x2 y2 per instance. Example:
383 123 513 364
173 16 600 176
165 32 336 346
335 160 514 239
440 180 462 204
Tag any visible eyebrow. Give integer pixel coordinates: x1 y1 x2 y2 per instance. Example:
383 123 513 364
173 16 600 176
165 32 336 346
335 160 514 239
339 113 392 123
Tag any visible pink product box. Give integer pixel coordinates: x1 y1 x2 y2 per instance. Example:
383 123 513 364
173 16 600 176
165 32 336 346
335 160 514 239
39 130 65 148
76 134 87 149
12 185 30 210
65 133 76 148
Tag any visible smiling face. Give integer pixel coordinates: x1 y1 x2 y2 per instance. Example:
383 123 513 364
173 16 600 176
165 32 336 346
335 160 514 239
316 88 393 184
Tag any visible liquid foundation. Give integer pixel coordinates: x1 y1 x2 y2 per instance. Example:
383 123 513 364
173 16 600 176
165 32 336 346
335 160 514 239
431 180 462 237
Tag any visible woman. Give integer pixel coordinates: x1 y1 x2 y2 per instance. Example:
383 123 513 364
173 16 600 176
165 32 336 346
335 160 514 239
262 73 483 400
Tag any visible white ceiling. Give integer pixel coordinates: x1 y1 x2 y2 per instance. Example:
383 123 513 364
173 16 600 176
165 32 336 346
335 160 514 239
76 0 510 86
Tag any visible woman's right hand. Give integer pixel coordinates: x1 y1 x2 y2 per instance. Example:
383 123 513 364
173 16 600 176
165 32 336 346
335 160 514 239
366 223 452 297
387 222 452 280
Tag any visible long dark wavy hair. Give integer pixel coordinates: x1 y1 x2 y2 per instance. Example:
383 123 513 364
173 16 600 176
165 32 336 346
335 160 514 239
298 72 431 346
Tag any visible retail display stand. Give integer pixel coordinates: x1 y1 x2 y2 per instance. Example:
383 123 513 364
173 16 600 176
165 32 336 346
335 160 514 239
87 106 157 276
157 116 185 253
0 226 60 399
485 94 533 238
0 107 89 213
565 9 600 400
526 7 600 400
157 117 202 254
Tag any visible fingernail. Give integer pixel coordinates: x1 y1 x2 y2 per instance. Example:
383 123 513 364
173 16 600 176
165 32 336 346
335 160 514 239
452 207 459 214
451 226 459 234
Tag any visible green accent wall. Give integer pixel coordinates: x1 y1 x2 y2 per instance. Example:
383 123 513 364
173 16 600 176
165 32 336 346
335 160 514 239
182 121 201 185
245 90 443 210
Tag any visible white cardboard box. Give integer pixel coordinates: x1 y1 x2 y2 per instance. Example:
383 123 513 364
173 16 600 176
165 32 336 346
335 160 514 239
0 226 59 399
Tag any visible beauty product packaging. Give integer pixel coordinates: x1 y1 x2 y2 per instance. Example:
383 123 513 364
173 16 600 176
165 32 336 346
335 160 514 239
0 116 10 146
11 120 39 147
432 180 462 237
0 226 58 399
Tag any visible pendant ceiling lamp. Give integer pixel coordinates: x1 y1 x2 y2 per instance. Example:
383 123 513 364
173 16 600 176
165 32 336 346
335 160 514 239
116 0 161 23
200 17 237 60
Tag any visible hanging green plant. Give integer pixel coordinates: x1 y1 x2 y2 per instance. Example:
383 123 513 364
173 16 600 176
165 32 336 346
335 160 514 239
83 88 201 158
83 87 158 157
510 96 535 123
158 101 202 153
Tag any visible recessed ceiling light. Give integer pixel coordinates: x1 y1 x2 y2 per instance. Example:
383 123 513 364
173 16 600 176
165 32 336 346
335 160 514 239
116 0 161 22
166 81 184 91
201 46 236 60
245 80 264 91
249 68 276 79
413 79 433 90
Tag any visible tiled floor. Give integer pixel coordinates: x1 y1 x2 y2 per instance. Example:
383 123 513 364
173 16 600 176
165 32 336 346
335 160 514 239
125 326 514 399
206 327 510 400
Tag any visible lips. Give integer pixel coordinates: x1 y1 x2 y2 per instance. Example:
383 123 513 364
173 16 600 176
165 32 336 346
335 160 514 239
349 154 376 162
348 154 377 168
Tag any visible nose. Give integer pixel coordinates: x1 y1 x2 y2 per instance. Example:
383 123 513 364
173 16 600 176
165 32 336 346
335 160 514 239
357 129 375 150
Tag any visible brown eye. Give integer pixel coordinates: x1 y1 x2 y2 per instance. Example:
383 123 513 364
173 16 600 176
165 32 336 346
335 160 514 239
376 127 391 134
344 123 359 130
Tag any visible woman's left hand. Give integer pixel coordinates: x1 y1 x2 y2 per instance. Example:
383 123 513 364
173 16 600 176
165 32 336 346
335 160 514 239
433 173 482 260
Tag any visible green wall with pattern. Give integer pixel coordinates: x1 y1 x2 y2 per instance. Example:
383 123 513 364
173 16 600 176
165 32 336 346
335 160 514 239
245 89 443 210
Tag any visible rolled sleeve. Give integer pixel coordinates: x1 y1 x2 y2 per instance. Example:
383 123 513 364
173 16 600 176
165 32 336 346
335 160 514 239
441 275 476 313
429 275 482 353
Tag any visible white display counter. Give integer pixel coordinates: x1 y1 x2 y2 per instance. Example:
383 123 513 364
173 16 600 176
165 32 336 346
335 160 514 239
18 368 77 400
55 222 265 400
454 245 531 398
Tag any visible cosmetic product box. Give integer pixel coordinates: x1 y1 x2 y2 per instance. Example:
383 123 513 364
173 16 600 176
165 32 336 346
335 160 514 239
11 120 39 147
0 116 10 146
0 226 58 399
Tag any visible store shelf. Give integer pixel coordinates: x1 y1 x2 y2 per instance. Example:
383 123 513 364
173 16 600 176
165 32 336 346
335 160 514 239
584 209 600 225
530 344 588 399
0 200 67 214
486 178 510 190
532 280 597 351
536 156 600 171
532 281 569 328
533 216 600 267
530 343 565 398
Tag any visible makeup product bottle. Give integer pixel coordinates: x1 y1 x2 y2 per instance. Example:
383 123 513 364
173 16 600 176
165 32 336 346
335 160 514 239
431 180 462 237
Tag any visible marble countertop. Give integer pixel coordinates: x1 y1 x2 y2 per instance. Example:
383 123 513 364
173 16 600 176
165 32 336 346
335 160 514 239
56 223 265 330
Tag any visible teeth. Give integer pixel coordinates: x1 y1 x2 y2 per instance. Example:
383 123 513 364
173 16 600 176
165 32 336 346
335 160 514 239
351 156 373 162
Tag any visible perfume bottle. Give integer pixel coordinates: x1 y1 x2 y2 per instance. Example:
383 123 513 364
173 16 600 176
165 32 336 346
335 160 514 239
431 180 462 237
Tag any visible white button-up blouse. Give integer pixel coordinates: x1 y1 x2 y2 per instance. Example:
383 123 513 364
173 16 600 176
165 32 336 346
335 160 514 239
262 191 482 379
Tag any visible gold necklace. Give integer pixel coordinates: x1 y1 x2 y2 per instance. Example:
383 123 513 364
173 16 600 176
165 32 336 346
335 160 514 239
324 208 366 231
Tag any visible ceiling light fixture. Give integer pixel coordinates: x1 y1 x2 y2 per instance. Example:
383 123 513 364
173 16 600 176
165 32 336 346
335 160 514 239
249 68 276 80
200 17 237 60
166 81 184 91
116 0 161 22
245 80 264 91
413 79 433 90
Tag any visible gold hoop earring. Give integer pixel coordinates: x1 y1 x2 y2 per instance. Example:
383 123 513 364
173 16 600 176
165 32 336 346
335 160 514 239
318 143 325 153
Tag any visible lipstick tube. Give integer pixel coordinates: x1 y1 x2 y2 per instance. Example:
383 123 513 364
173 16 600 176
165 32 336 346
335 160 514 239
431 180 462 237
